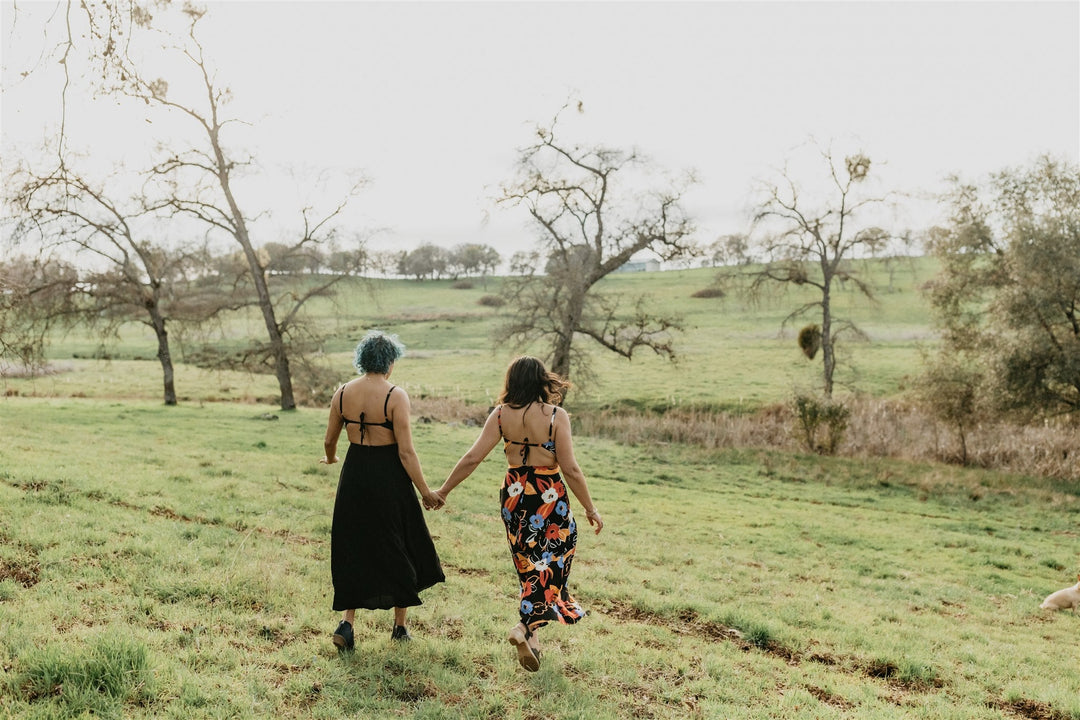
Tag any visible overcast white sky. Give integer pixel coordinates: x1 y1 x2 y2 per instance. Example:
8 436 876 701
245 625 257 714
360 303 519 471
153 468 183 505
2 1 1078 257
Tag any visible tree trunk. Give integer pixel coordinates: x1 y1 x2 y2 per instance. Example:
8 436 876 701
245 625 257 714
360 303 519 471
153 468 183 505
148 304 177 406
821 284 835 398
242 238 295 410
212 137 296 410
551 330 572 382
550 286 586 382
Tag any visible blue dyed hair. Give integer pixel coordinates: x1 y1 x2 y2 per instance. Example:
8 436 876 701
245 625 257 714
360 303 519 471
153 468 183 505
353 330 405 375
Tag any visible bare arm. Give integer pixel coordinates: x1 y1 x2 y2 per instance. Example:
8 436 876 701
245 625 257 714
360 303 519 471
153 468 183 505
390 388 442 508
437 409 503 500
320 386 345 464
552 408 603 534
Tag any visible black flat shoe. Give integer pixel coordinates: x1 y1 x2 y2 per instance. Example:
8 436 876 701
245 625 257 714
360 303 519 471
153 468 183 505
391 625 412 642
332 620 354 651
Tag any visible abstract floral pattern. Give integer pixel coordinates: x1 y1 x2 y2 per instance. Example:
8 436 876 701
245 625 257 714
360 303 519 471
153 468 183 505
500 465 585 629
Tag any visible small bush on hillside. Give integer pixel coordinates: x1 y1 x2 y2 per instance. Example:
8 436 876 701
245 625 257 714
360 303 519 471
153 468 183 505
793 394 850 455
914 352 985 465
478 295 505 307
691 287 725 299
451 280 474 289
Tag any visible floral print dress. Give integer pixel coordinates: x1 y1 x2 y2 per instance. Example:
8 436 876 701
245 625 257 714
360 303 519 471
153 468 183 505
498 405 586 630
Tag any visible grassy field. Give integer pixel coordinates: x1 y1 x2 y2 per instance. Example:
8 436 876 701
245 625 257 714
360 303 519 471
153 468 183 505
2 399 1079 719
4 259 1080 718
4 259 937 410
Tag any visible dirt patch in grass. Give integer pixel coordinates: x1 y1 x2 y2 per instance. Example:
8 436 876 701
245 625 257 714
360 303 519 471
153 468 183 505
257 527 323 546
595 598 946 695
859 658 943 692
805 684 854 709
0 556 41 588
597 599 798 661
992 698 1073 720
0 532 41 588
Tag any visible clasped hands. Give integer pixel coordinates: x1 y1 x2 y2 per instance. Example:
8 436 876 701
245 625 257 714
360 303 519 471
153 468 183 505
422 489 447 511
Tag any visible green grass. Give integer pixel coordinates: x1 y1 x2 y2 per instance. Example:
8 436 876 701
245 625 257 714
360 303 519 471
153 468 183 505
4 258 1078 717
2 398 1080 719
6 259 939 410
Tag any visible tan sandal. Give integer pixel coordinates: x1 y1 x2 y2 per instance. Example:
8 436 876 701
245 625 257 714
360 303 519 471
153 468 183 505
507 623 540 672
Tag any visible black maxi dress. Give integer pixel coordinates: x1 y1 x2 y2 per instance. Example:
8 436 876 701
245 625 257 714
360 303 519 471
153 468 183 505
330 390 444 611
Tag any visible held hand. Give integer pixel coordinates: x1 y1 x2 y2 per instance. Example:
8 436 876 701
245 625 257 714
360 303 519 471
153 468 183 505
422 490 445 511
585 508 604 535
319 455 339 465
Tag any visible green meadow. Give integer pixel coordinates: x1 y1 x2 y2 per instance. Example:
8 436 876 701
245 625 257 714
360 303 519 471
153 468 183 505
3 261 1080 719
8 261 935 410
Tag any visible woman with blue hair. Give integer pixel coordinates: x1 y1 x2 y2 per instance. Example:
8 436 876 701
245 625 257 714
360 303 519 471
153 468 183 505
320 330 445 650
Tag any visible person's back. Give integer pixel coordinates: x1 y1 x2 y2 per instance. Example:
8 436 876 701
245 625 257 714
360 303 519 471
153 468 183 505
434 355 603 672
497 401 558 468
339 376 397 447
321 330 445 651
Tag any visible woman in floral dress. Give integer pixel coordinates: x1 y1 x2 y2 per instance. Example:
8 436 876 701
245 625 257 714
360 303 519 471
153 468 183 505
436 356 603 671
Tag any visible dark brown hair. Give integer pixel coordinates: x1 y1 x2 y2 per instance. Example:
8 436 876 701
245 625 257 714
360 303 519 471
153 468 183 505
498 356 570 407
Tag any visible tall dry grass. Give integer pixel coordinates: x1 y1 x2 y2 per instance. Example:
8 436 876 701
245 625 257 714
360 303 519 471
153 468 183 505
572 397 1080 482
406 393 1078 481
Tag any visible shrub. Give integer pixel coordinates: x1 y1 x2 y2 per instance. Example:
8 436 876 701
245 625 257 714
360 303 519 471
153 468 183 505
690 286 725 299
477 295 505 307
793 394 850 455
290 360 340 408
914 352 984 465
451 280 474 289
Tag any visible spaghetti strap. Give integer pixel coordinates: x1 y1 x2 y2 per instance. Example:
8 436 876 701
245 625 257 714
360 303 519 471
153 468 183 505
383 386 396 419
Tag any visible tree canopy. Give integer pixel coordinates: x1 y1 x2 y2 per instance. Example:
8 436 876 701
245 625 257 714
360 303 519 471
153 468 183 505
925 155 1080 419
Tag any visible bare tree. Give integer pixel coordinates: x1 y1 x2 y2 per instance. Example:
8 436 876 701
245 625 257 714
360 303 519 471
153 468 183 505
497 102 696 384
7 162 209 404
102 6 365 409
0 252 80 374
749 142 894 397
7 2 369 408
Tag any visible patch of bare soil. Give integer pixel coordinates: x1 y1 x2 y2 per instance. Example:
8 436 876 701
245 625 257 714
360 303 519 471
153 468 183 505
992 698 1073 720
597 599 799 662
0 532 41 588
593 598 948 696
805 685 854 709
